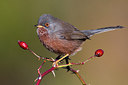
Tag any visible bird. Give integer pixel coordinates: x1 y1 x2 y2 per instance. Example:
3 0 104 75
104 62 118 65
36 14 124 71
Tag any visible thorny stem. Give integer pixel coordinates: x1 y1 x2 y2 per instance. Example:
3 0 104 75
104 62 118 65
70 68 86 85
28 48 54 62
34 61 46 82
36 67 56 85
57 56 96 68
28 48 41 59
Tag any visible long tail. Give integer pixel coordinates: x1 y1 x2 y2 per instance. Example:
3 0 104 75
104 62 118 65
81 26 124 37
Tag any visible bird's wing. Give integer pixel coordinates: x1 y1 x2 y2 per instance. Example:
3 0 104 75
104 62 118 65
55 30 88 40
53 19 89 40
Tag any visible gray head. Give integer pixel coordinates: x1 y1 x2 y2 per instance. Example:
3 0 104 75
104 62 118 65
37 14 78 34
37 14 66 33
38 14 57 25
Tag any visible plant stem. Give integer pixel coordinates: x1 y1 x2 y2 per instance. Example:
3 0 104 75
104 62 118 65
36 67 55 85
70 68 87 85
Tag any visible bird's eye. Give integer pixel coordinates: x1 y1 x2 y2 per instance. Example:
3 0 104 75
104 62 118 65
45 23 49 27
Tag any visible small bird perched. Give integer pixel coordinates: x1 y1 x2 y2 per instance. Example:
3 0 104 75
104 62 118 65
36 14 124 70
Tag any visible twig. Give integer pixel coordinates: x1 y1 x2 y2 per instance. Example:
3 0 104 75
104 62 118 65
70 68 86 85
36 66 56 85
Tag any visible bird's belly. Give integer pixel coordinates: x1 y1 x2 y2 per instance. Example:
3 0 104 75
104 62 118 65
43 38 83 55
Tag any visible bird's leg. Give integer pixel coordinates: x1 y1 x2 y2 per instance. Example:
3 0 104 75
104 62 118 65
65 56 71 71
55 55 64 63
56 55 61 60
52 54 69 67
56 55 71 71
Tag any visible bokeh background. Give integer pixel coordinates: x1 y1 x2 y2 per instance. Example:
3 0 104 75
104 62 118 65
0 0 128 85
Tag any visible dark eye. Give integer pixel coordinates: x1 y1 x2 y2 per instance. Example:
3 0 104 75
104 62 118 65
44 23 49 27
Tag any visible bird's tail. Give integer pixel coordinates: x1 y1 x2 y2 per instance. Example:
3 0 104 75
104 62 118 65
81 26 124 37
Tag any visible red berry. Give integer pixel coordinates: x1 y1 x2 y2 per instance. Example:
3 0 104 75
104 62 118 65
95 49 104 57
18 40 28 50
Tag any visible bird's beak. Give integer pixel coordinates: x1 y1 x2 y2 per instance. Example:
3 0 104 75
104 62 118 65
37 25 44 28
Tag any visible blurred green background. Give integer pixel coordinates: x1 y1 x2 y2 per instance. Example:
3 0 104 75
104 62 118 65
0 0 128 85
